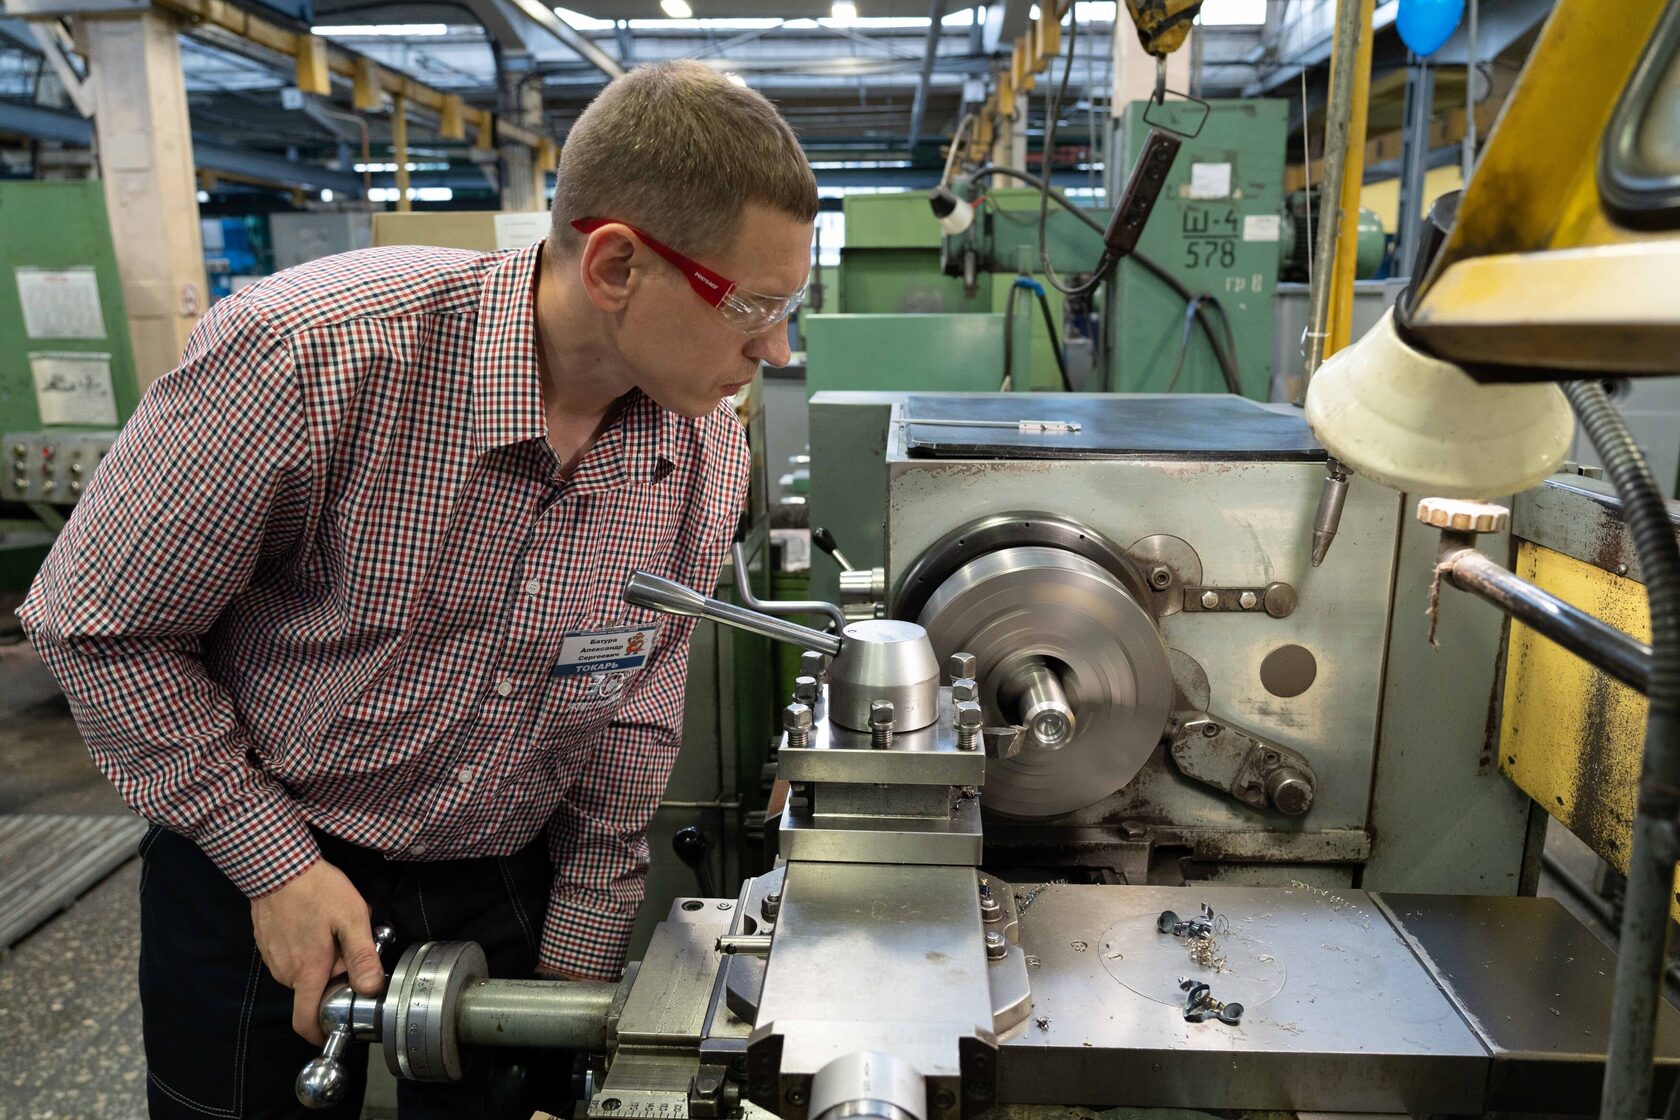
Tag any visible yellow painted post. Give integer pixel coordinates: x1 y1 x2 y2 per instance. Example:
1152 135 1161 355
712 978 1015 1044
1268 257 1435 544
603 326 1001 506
391 94 411 212
295 34 330 95
1037 3 1060 67
1323 0 1374 358
352 57 382 110
439 94 466 141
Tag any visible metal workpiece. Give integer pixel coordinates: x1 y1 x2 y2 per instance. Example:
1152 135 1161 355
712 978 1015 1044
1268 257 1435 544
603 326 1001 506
918 544 1173 818
624 571 842 656
717 934 774 957
1168 713 1319 816
382 940 488 1083
808 1051 927 1120
998 659 1076 750
748 863 1001 1120
1436 540 1653 694
827 619 942 733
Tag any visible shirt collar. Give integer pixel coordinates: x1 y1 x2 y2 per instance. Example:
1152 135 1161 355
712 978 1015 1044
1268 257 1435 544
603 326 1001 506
470 241 548 458
471 240 678 489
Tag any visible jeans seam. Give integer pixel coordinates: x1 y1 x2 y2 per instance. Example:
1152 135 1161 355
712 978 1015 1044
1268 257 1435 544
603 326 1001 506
147 1071 239 1118
498 858 539 958
233 944 262 1116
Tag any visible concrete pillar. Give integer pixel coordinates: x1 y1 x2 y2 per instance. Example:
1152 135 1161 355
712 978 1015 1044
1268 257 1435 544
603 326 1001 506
500 59 546 212
83 10 207 390
1112 23 1192 110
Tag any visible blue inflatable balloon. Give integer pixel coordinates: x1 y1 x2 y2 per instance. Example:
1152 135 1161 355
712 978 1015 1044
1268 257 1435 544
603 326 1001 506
1397 0 1464 57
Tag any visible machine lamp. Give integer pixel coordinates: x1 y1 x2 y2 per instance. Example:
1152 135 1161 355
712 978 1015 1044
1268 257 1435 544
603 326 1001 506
1304 306 1574 499
928 185 975 236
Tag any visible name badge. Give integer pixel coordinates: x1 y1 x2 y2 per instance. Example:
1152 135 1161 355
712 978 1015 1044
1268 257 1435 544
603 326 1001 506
552 626 658 678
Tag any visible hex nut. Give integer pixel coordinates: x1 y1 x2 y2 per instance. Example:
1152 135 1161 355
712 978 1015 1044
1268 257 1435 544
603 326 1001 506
1238 590 1259 610
1149 565 1173 589
793 675 818 704
985 931 1007 960
951 678 978 703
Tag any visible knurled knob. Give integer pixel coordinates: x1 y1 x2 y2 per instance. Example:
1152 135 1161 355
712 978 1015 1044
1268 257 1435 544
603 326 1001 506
1415 497 1510 534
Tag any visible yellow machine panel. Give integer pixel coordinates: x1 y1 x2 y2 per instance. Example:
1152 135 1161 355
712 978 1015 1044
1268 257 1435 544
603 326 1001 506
1498 542 1669 909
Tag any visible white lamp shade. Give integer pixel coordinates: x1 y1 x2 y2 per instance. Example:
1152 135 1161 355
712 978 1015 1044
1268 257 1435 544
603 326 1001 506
1305 308 1575 499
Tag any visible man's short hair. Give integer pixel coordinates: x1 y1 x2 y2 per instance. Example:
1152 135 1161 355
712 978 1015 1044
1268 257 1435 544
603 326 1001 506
550 61 818 259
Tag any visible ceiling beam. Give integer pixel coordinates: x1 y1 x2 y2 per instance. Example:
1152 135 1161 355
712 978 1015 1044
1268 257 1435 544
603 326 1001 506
905 0 948 153
495 0 624 77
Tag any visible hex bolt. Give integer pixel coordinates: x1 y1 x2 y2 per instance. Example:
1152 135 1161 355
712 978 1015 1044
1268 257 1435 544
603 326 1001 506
783 702 813 748
761 891 782 922
800 649 829 685
980 892 1002 923
869 700 895 748
985 931 1007 960
793 675 818 705
1238 590 1259 610
1200 590 1220 610
951 677 978 703
954 700 983 750
948 651 978 684
1201 722 1220 738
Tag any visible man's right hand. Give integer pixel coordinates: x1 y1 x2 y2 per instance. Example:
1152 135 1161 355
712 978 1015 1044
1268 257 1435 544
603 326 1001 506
250 859 384 1045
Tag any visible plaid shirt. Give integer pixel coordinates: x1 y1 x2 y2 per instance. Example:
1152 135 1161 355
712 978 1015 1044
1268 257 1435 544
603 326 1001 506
18 242 748 978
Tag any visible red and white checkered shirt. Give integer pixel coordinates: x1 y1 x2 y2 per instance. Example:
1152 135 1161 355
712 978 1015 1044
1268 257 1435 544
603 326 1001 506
18 242 749 978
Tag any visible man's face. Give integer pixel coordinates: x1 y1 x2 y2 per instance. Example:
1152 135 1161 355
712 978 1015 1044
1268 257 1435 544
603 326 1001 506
616 203 812 418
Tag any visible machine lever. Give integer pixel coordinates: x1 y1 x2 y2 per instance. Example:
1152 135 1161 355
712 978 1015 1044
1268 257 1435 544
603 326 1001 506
624 572 843 657
811 526 855 572
730 541 847 633
672 826 716 897
296 924 395 1110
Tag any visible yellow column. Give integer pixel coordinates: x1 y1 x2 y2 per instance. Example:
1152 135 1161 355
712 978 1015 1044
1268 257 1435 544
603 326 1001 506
1324 0 1375 358
391 95 411 212
83 9 209 389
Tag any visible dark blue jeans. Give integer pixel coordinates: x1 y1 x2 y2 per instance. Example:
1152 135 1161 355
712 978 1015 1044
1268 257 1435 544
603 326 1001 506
137 824 571 1119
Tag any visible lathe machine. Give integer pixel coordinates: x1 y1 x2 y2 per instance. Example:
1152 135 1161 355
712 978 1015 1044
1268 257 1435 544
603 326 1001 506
290 398 1678 1120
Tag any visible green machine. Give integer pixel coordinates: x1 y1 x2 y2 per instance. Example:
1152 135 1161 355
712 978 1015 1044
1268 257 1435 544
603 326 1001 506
1107 98 1288 398
0 181 141 586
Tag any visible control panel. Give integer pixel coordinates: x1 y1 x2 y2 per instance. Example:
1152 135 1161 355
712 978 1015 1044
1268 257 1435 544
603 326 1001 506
4 431 117 505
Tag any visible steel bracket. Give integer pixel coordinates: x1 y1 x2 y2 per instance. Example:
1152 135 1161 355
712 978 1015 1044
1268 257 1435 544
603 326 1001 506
1168 711 1318 816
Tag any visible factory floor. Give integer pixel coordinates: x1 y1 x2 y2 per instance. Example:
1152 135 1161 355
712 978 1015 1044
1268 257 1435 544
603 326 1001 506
0 602 1653 1119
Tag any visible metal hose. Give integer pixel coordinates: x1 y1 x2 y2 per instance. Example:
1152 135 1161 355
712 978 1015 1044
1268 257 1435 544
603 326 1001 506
1563 380 1680 1120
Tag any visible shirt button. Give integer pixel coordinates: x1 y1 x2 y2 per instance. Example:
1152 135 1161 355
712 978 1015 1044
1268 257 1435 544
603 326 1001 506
457 766 475 786
496 678 514 697
524 578 541 596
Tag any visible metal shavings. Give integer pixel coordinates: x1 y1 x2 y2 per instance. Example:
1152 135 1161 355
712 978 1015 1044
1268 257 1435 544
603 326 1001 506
1188 937 1228 973
1035 1015 1051 1031
1024 955 1041 968
1105 950 1124 960
1015 879 1065 914
1258 954 1275 963
1071 940 1088 952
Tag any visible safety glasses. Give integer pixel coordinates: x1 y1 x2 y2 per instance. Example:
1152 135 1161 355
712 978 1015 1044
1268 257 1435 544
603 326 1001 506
570 217 807 335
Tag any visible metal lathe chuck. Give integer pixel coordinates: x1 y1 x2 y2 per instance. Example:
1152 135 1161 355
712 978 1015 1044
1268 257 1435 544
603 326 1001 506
912 529 1173 818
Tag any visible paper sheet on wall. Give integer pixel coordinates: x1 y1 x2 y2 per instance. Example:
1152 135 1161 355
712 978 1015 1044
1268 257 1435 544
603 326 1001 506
1188 162 1233 200
16 267 106 340
1242 214 1282 242
31 352 119 426
494 212 551 250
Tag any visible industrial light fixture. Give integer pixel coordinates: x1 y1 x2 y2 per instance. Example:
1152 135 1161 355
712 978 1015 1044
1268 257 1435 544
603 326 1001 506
1304 308 1574 498
659 0 692 16
831 1 858 25
927 185 974 236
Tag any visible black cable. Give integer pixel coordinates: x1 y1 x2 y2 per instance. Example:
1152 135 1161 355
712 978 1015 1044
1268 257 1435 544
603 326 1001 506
967 162 1241 392
1001 279 1020 391
1031 283 1073 391
1037 5 1090 297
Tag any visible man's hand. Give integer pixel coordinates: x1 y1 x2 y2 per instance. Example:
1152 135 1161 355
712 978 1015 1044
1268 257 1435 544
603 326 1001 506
250 859 383 1045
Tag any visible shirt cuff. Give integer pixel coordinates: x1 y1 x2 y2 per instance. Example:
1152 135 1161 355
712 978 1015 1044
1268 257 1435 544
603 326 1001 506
194 784 321 898
539 896 639 979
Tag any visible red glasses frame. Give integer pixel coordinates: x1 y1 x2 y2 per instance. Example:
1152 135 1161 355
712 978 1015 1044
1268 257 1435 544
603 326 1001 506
570 217 736 308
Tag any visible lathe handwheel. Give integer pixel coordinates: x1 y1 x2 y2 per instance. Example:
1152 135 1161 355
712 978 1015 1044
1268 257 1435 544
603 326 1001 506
382 941 487 1083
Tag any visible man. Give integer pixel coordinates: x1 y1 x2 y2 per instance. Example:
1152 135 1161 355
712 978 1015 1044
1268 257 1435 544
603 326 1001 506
19 61 816 1118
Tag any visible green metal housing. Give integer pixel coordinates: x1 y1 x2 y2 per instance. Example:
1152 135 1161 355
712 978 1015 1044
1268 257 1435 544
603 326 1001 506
1108 99 1287 397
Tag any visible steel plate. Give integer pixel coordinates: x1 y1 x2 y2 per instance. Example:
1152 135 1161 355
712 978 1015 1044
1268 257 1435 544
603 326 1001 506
918 546 1173 818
